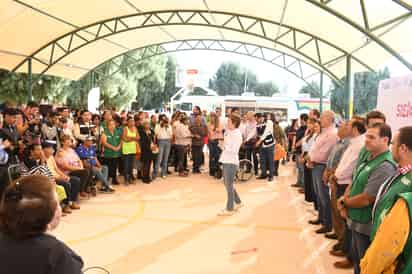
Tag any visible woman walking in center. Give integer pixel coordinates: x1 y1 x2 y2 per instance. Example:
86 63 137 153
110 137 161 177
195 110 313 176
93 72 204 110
218 113 243 216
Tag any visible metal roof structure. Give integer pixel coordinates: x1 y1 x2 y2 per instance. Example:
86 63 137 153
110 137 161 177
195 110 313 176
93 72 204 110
1 0 412 115
1 0 411 79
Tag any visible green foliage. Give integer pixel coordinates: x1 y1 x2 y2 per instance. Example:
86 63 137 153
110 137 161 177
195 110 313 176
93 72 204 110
299 81 327 98
0 51 177 110
254 81 280 97
209 61 278 96
329 67 390 117
163 56 179 101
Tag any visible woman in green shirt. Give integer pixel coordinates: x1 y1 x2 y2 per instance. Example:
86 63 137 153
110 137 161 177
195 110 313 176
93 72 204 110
101 120 122 185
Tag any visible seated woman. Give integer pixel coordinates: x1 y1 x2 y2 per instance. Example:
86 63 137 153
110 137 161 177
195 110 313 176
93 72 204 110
0 175 84 274
55 135 93 197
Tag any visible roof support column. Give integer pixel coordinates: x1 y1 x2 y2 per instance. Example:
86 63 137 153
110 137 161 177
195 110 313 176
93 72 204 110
27 58 33 102
319 71 324 113
345 55 354 119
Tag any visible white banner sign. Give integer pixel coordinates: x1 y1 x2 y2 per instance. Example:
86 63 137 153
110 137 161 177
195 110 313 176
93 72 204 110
377 74 412 133
88 87 100 114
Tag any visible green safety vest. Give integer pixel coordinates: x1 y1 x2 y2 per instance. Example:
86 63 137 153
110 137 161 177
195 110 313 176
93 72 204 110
348 151 395 224
396 192 412 274
103 128 122 158
122 127 137 155
371 172 412 240
356 146 370 169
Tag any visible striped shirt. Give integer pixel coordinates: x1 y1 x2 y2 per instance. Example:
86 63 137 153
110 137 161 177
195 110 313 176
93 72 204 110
20 161 54 179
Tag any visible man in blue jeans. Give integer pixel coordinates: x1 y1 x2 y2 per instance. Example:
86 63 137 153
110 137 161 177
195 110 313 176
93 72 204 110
308 110 338 233
76 136 115 193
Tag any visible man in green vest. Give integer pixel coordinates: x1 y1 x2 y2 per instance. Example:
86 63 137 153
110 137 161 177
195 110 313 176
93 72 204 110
356 111 387 169
360 126 412 274
338 123 397 274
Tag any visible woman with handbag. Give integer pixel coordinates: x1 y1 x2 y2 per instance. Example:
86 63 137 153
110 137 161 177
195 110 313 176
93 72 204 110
138 120 156 183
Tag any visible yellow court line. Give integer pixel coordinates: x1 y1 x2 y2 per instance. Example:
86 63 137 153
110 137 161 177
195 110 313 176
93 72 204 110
67 193 145 246
143 217 301 233
75 210 131 219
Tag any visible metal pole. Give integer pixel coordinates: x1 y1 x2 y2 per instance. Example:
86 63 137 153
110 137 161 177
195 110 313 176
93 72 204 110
91 70 95 88
27 58 33 102
319 71 324 113
345 55 354 119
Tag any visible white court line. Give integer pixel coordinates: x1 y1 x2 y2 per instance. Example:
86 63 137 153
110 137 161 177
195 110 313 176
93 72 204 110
303 240 331 268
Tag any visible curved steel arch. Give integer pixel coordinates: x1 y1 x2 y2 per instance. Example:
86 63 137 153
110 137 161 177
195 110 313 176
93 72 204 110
306 0 412 71
86 39 336 90
12 9 372 82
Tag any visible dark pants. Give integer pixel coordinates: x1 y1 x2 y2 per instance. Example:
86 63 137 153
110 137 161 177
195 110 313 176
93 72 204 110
274 160 280 176
69 169 93 192
351 229 370 274
141 159 152 183
103 157 119 183
175 145 187 173
342 224 354 262
331 183 348 244
312 164 332 231
191 145 203 172
0 166 9 198
303 166 317 208
122 154 136 182
245 144 259 174
208 140 221 176
56 176 81 203
260 145 275 179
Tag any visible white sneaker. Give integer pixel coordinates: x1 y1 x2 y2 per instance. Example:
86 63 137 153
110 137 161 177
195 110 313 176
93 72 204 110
234 203 244 211
218 209 235 216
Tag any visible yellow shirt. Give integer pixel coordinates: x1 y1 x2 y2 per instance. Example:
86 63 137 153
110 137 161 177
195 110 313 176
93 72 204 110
46 156 60 178
360 199 410 274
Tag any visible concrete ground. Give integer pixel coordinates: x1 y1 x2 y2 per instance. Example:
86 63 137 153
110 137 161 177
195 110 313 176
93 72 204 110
54 163 352 274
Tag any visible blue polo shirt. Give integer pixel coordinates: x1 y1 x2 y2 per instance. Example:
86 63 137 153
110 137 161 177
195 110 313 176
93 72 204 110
76 144 97 166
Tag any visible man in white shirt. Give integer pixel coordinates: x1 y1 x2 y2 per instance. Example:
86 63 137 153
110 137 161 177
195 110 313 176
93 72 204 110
330 117 366 267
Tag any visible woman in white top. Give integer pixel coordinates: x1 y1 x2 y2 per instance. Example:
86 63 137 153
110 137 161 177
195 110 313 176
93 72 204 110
219 114 243 216
154 114 173 178
298 118 320 202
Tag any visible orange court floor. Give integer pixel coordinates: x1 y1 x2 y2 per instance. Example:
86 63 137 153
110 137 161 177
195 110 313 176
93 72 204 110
53 163 352 274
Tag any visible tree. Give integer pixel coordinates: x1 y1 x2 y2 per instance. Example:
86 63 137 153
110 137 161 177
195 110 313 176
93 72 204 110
163 56 179 101
254 81 280 97
188 87 209 96
353 67 390 115
0 50 170 111
209 62 259 96
299 81 326 98
329 67 390 116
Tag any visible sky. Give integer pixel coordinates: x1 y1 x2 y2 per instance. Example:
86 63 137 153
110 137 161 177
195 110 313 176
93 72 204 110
171 50 412 97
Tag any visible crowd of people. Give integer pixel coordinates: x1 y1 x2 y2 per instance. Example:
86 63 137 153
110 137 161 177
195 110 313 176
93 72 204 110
0 102 288 216
288 108 412 274
1 100 411 274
